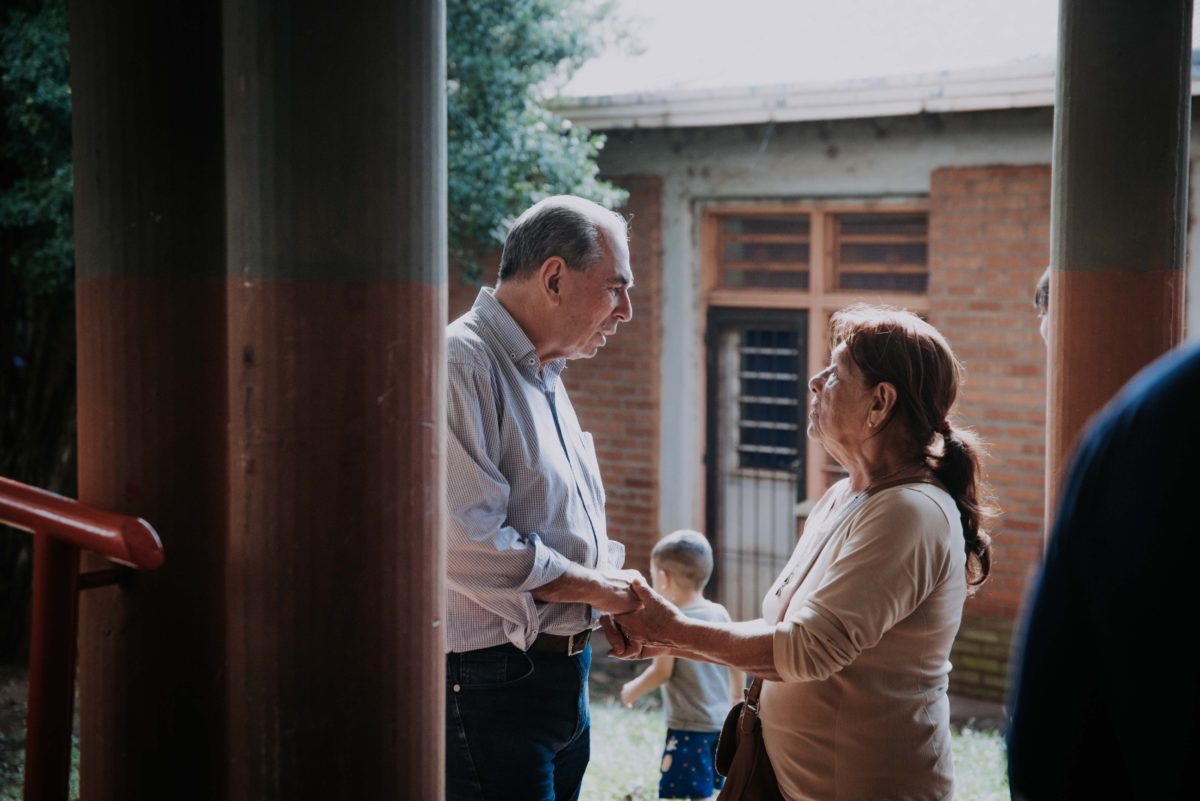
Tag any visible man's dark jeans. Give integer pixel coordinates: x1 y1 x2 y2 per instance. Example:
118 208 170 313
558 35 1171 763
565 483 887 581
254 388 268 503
446 643 591 801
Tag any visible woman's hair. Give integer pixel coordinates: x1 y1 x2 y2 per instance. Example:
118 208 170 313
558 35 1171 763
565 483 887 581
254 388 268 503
831 304 995 589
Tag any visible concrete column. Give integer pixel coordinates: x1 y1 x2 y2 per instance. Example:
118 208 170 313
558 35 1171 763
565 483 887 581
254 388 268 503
1046 0 1191 524
71 3 228 799
221 1 446 798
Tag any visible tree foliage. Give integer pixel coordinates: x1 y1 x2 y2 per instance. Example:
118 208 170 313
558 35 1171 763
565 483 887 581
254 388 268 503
448 0 627 280
0 0 76 659
0 0 72 294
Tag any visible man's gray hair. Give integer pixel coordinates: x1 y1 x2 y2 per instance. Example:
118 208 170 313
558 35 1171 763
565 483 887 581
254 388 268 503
498 196 628 282
1034 267 1050 315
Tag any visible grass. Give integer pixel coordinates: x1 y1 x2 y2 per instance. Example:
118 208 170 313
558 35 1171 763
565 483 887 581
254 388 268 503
0 663 1007 801
0 727 23 801
950 726 1010 801
583 698 1009 801
0 733 79 801
583 700 665 801
0 666 79 801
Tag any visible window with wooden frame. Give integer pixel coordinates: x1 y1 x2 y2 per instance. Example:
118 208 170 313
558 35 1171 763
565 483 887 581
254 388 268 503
832 212 929 293
702 201 931 505
718 215 811 290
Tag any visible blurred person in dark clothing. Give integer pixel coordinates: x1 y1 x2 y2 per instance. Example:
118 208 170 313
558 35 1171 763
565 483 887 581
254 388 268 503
1007 343 1200 801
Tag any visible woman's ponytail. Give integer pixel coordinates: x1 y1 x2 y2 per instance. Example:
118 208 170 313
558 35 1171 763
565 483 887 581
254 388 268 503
928 424 994 590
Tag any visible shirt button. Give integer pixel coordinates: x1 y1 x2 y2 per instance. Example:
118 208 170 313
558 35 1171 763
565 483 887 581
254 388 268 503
527 357 535 365
453 683 461 693
509 352 516 358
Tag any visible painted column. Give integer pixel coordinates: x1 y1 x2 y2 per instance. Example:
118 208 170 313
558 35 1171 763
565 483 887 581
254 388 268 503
221 1 446 798
1046 0 1191 525
71 3 229 799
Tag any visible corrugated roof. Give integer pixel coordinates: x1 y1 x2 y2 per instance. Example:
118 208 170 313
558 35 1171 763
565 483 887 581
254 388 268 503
552 57 1200 130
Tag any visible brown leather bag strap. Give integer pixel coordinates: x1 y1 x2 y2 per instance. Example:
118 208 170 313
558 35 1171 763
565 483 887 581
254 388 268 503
744 677 765 712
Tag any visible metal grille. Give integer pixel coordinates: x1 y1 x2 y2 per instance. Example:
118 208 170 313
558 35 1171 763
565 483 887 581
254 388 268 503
737 329 802 472
706 310 807 622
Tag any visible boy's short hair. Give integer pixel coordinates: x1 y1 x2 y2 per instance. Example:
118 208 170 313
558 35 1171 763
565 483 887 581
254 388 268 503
651 529 714 590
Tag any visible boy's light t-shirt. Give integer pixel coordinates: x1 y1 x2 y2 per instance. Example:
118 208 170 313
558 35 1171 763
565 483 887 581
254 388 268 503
662 601 734 732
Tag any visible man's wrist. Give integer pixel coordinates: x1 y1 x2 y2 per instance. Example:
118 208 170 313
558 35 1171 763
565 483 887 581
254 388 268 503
588 573 630 611
532 562 613 606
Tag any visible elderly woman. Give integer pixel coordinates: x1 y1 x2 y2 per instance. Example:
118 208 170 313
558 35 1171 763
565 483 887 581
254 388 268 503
606 306 993 801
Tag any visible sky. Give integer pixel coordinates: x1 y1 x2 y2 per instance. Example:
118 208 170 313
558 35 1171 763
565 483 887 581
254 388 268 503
562 0 1188 98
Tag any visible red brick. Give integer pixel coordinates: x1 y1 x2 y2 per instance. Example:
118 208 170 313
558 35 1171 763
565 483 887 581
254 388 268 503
931 164 1051 701
570 176 665 565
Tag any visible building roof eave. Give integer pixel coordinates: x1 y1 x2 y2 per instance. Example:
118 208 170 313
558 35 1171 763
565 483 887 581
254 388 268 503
551 57 1200 130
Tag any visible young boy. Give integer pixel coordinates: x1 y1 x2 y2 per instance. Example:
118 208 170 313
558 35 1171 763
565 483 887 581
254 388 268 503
620 530 744 801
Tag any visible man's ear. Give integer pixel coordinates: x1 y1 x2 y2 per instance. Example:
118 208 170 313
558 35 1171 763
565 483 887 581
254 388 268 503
539 257 566 305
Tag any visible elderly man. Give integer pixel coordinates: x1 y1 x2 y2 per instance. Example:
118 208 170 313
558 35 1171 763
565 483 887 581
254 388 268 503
1033 266 1050 345
445 195 639 800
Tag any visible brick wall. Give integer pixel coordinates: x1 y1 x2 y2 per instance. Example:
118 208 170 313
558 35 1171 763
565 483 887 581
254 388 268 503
928 164 1052 701
448 259 492 320
568 176 664 574
445 179 665 575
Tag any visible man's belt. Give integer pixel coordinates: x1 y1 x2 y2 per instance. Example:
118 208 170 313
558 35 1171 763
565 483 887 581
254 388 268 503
528 628 592 656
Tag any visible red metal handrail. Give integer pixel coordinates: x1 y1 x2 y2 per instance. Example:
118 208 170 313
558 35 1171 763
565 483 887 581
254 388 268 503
0 478 163 569
0 476 164 801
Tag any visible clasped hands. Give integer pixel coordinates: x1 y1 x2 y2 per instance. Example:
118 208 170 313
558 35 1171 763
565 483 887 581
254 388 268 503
598 572 685 660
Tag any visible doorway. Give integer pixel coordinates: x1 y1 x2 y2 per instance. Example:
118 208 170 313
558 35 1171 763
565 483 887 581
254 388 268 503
705 308 807 621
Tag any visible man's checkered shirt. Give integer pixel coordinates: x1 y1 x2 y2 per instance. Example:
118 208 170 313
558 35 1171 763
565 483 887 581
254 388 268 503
445 288 624 652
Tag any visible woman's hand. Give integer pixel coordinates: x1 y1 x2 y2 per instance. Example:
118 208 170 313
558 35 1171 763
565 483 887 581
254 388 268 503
600 612 672 660
612 576 687 647
599 614 631 656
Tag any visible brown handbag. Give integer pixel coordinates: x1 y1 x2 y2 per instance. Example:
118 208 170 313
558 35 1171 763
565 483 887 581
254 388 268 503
715 677 784 801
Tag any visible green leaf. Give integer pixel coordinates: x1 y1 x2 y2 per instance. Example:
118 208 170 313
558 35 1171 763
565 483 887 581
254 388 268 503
1 0 74 294
447 0 629 280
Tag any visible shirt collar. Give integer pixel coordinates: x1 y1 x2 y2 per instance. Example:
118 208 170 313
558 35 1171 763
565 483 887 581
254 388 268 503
473 287 567 384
